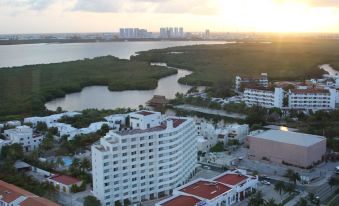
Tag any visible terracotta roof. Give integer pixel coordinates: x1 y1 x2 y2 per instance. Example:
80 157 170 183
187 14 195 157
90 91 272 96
160 195 201 206
0 180 59 205
20 197 60 206
214 174 248 186
180 180 231 200
49 175 80 185
136 111 155 116
290 89 330 94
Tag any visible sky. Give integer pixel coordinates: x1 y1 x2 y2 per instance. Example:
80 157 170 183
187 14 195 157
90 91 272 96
0 0 339 34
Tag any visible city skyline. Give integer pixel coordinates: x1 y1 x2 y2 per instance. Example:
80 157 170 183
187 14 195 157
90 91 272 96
1 0 339 34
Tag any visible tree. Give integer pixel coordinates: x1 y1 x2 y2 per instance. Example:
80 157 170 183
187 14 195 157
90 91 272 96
36 122 48 132
284 184 296 195
70 184 78 193
123 199 131 206
1 143 24 161
274 181 285 196
115 201 122 206
84 195 101 206
284 169 300 185
80 158 91 172
56 156 64 167
328 176 339 190
264 198 280 206
98 124 109 136
248 191 264 206
295 198 308 206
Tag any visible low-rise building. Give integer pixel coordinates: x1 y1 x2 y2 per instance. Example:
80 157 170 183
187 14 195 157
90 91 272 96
196 121 217 152
288 88 336 109
247 130 326 168
235 73 268 91
6 120 21 127
0 180 60 206
47 174 82 193
156 170 258 206
216 124 249 144
3 126 44 152
244 87 284 108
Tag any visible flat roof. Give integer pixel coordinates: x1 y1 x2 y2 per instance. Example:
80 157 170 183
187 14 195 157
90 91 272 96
180 180 231 200
214 174 248 186
250 130 325 147
136 111 155 116
160 195 201 206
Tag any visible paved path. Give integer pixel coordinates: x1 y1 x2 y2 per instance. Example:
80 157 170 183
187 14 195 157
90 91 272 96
175 104 247 119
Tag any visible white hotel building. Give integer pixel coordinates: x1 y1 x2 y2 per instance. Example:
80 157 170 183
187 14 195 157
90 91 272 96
92 111 198 205
244 87 284 108
288 88 336 109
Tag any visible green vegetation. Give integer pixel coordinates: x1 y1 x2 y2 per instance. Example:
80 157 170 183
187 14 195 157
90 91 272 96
84 196 101 206
134 39 339 90
210 142 224 152
0 56 176 117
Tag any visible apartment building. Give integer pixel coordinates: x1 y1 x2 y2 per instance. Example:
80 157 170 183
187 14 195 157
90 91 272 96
3 126 44 152
92 111 198 205
288 88 336 109
244 87 284 108
156 169 258 206
235 73 268 91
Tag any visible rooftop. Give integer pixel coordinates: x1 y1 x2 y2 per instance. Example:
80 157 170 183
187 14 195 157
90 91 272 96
249 130 326 147
49 175 80 185
160 195 201 206
214 174 248 186
136 111 155 116
180 180 231 200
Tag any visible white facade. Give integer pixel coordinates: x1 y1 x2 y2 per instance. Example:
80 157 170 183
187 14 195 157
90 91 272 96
6 120 21 127
244 87 284 108
288 88 336 109
129 111 162 130
196 122 217 152
3 126 43 152
92 111 198 205
23 112 80 127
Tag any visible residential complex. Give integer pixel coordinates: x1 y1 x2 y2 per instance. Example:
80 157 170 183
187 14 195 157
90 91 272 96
156 169 258 206
91 111 198 205
3 125 44 152
0 180 60 206
119 28 152 39
244 87 284 108
288 88 336 109
247 130 326 168
235 73 268 91
160 27 184 38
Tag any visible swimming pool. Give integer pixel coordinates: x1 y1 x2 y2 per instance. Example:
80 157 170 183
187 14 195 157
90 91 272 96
62 156 73 167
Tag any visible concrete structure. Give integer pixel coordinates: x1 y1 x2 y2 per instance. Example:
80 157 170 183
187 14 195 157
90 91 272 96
0 180 60 206
3 126 44 152
47 174 82 194
6 120 21 127
216 124 249 144
288 88 336 109
244 87 284 108
235 73 268 91
247 130 326 168
196 122 217 152
156 169 258 206
92 111 198 205
24 112 80 127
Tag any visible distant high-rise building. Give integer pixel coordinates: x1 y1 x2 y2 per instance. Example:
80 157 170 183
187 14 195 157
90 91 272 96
159 27 184 38
205 29 210 37
119 28 151 39
179 27 184 37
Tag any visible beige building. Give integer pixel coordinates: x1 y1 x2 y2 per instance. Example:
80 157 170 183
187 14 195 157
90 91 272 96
247 130 326 168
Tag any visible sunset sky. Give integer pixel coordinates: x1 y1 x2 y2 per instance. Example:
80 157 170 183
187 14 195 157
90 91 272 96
1 0 339 34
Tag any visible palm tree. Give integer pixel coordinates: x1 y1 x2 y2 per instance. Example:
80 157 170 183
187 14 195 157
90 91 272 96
284 184 296 195
328 176 338 190
284 169 300 185
295 198 308 206
80 158 91 172
274 181 285 196
56 156 64 167
264 198 280 206
248 191 265 206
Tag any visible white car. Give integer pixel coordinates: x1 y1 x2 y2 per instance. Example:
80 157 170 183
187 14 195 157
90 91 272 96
261 180 271 185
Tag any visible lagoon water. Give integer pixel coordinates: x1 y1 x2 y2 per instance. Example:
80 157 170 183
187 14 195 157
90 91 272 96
0 41 226 68
0 41 225 111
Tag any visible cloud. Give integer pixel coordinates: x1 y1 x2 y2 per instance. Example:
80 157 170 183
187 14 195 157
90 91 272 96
0 0 57 10
72 0 221 15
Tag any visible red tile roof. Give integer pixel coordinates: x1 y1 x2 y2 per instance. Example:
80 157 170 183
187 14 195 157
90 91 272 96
180 180 231 200
160 195 201 206
0 180 59 205
20 197 60 206
136 111 155 116
49 175 80 185
214 174 248 186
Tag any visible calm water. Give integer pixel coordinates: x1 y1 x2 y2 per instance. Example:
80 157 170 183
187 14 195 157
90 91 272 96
0 41 225 111
0 41 226 68
45 66 204 111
